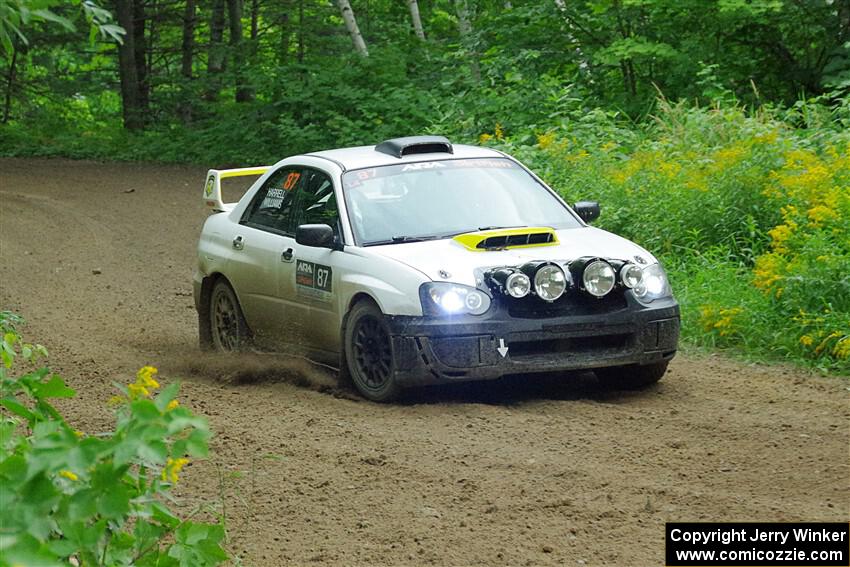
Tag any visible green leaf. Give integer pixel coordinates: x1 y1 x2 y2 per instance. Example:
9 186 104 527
138 439 168 464
131 399 161 422
96 483 130 519
149 500 180 529
0 398 36 423
0 454 28 482
32 375 75 399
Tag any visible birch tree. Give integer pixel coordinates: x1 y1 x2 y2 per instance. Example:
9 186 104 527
336 0 368 56
407 0 425 40
454 0 480 81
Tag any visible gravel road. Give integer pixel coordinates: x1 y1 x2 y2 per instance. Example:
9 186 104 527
1 157 847 566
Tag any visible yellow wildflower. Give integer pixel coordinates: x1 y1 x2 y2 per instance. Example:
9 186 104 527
494 123 504 140
478 133 493 144
799 335 814 347
712 307 743 337
136 366 160 389
658 161 680 178
166 399 180 411
74 430 84 438
565 149 589 163
807 205 837 226
753 253 784 291
767 221 796 254
833 338 850 359
127 383 150 399
59 470 78 481
600 141 618 152
162 457 190 483
537 131 556 149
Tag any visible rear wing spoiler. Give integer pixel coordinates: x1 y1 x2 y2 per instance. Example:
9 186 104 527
204 166 270 212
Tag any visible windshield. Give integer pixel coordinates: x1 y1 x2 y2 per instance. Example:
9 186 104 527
341 158 581 245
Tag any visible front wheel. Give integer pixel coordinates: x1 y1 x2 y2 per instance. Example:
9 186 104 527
344 301 402 402
595 360 669 390
209 280 251 352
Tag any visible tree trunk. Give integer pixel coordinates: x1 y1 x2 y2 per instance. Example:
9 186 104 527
407 0 425 40
181 0 195 79
277 12 290 65
228 0 253 101
179 0 196 123
115 0 144 130
132 0 149 114
250 0 258 40
3 43 18 123
336 0 368 56
206 0 226 99
454 0 480 81
297 0 304 63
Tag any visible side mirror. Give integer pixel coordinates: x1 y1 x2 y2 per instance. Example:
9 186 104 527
296 224 335 248
573 201 600 224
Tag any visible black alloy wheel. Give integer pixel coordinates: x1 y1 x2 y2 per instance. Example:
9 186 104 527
209 280 250 352
344 301 402 402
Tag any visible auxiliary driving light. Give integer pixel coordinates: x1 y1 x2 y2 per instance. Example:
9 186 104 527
534 264 568 302
583 260 616 297
620 263 643 289
505 272 531 298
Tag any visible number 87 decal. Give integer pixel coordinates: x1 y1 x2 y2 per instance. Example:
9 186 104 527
283 172 301 191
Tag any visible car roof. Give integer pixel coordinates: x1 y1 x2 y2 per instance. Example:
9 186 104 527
305 143 506 171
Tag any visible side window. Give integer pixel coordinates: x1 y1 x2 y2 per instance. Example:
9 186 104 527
294 169 339 235
241 167 303 234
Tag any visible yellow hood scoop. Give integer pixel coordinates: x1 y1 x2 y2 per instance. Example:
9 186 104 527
453 227 559 251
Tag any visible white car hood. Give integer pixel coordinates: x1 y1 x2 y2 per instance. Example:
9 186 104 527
371 226 657 286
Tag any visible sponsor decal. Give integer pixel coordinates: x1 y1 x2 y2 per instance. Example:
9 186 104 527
204 176 215 197
296 260 333 300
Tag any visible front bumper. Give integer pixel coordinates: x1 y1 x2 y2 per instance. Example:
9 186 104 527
385 293 679 386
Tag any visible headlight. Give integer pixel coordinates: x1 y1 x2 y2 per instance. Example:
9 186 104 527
620 263 643 288
420 283 491 316
505 272 531 298
632 263 671 302
534 264 568 302
583 260 616 297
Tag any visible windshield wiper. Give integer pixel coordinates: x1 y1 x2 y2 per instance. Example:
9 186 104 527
477 225 527 231
363 235 439 246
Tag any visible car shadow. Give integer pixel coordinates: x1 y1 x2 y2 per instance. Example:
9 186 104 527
396 370 659 406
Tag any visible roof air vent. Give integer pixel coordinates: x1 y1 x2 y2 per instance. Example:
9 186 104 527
375 136 453 158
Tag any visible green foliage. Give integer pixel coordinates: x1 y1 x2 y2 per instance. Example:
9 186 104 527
0 312 228 566
481 99 850 373
0 0 122 54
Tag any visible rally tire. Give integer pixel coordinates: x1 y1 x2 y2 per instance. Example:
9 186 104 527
595 361 669 390
344 300 402 403
209 280 251 352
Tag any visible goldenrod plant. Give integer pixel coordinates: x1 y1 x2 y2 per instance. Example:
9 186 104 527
0 312 228 566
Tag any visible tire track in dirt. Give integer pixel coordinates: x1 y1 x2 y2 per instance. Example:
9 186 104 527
1 157 848 566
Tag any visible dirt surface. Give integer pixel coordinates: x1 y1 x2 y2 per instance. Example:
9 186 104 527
1 157 848 566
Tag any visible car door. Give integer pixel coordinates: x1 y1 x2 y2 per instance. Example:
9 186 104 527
287 167 343 357
226 166 303 345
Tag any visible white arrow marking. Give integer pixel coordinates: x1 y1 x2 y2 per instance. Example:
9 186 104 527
497 338 509 358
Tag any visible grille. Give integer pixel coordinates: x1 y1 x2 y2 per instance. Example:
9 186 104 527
509 334 630 358
506 290 628 319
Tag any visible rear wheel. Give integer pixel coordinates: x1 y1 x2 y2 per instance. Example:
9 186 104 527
209 280 251 352
595 360 669 390
344 301 402 402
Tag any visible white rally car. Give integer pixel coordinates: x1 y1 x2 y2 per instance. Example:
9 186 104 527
194 136 679 401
